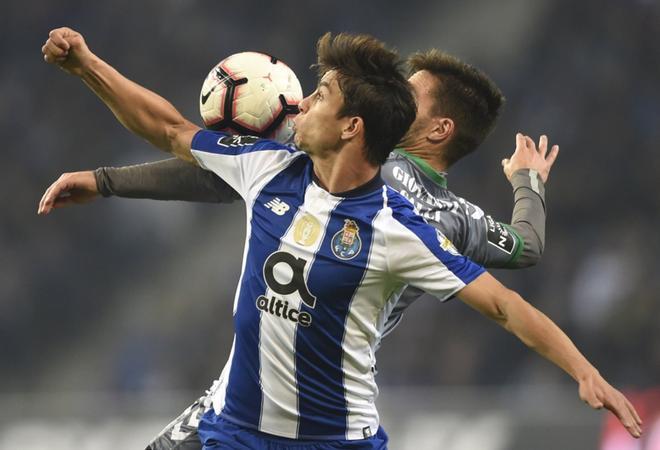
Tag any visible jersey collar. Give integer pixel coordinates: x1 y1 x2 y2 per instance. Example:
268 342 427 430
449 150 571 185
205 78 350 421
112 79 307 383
394 148 448 188
312 170 384 198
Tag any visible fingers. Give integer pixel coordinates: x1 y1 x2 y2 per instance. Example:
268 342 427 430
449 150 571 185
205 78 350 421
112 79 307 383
42 27 83 66
607 399 643 438
524 135 535 152
545 145 559 168
625 397 643 426
48 28 72 51
42 38 68 60
38 175 71 215
38 181 62 215
538 135 548 158
514 133 525 152
599 387 642 438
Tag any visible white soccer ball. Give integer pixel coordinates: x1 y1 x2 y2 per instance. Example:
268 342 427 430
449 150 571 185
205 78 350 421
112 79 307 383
199 52 303 143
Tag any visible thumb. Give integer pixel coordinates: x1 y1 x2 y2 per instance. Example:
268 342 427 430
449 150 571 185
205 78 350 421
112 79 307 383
501 158 509 167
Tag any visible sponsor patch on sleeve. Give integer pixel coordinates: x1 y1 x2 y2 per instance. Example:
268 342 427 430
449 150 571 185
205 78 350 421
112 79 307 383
217 135 260 147
485 216 516 255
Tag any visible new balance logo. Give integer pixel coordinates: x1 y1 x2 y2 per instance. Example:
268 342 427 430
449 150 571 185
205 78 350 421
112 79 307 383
265 197 290 216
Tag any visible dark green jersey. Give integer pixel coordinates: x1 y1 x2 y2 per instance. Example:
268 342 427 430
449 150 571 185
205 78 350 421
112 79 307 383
384 149 541 268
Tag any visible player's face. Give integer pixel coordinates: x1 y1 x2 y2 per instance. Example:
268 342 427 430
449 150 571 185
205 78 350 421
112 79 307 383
293 70 346 157
398 70 438 146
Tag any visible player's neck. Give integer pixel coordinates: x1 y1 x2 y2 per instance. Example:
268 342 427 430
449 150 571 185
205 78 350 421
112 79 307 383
401 142 448 172
311 147 379 195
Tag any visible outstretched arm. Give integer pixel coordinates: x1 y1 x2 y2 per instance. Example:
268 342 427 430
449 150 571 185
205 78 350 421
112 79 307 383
41 27 199 162
457 273 643 439
94 159 240 202
37 159 241 215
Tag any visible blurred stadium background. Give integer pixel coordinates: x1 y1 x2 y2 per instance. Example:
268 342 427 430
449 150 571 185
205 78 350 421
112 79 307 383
2 0 659 448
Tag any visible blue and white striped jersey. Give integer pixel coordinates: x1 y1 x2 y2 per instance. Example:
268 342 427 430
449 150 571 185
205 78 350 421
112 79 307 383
191 130 485 440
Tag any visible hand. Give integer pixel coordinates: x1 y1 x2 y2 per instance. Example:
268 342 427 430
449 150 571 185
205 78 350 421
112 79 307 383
578 370 643 438
501 133 559 183
41 27 95 76
38 171 100 215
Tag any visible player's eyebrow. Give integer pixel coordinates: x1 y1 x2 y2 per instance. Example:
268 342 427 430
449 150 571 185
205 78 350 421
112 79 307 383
318 80 331 91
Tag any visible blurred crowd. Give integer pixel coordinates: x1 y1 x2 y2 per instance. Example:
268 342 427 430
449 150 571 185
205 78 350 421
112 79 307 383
1 0 658 399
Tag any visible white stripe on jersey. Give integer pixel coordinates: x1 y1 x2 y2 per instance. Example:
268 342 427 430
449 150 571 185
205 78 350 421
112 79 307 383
258 184 341 437
211 337 236 414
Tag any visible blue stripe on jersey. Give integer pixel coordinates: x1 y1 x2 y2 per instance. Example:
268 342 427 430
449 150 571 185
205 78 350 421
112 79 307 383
295 191 382 439
191 129 295 156
386 188 484 285
221 156 313 428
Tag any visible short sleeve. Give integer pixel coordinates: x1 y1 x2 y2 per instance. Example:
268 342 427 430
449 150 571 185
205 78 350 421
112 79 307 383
191 130 300 200
384 191 485 301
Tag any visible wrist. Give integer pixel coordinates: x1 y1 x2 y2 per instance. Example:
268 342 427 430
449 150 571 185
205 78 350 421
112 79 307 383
94 167 113 197
574 363 599 383
78 53 103 78
510 169 545 197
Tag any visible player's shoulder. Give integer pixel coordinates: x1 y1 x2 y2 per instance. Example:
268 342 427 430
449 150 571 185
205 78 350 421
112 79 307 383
381 186 429 228
383 150 451 195
192 129 302 156
381 186 467 259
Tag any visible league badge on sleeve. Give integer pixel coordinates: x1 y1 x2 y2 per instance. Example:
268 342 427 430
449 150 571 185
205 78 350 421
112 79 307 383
436 230 460 256
331 219 362 260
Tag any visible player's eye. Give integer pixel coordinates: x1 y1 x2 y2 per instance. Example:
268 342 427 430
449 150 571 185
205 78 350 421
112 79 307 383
315 91 323 101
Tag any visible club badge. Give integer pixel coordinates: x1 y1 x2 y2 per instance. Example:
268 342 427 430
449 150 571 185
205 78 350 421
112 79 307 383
293 214 321 247
331 219 362 260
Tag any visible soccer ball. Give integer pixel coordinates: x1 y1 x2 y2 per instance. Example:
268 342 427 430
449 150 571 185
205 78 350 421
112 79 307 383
199 52 303 143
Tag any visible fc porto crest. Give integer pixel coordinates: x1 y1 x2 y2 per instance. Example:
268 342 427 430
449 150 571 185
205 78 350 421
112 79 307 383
331 219 362 260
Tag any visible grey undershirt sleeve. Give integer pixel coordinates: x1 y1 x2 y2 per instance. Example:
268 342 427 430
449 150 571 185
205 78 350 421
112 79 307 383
507 168 547 268
94 158 240 203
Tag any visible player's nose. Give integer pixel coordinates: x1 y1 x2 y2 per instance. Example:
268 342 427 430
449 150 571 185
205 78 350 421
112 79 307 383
298 94 312 113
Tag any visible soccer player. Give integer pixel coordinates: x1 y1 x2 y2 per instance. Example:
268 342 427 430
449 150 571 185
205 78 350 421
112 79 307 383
41 27 642 449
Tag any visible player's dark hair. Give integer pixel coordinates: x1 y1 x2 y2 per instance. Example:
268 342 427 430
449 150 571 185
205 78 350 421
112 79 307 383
408 50 505 168
315 32 416 166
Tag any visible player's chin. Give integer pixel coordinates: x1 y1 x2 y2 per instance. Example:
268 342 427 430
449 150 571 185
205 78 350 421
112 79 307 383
293 132 305 149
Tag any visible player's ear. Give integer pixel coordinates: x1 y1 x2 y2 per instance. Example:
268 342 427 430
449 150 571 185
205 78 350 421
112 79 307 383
428 117 454 143
341 116 363 140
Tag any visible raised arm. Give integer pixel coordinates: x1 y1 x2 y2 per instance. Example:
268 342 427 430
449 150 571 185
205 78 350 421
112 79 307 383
41 27 199 162
457 273 642 438
456 133 558 269
500 133 558 267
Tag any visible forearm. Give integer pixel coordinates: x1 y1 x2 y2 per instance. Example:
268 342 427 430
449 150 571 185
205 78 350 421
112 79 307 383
460 274 595 382
507 169 546 267
501 291 595 382
95 158 240 203
80 56 198 161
